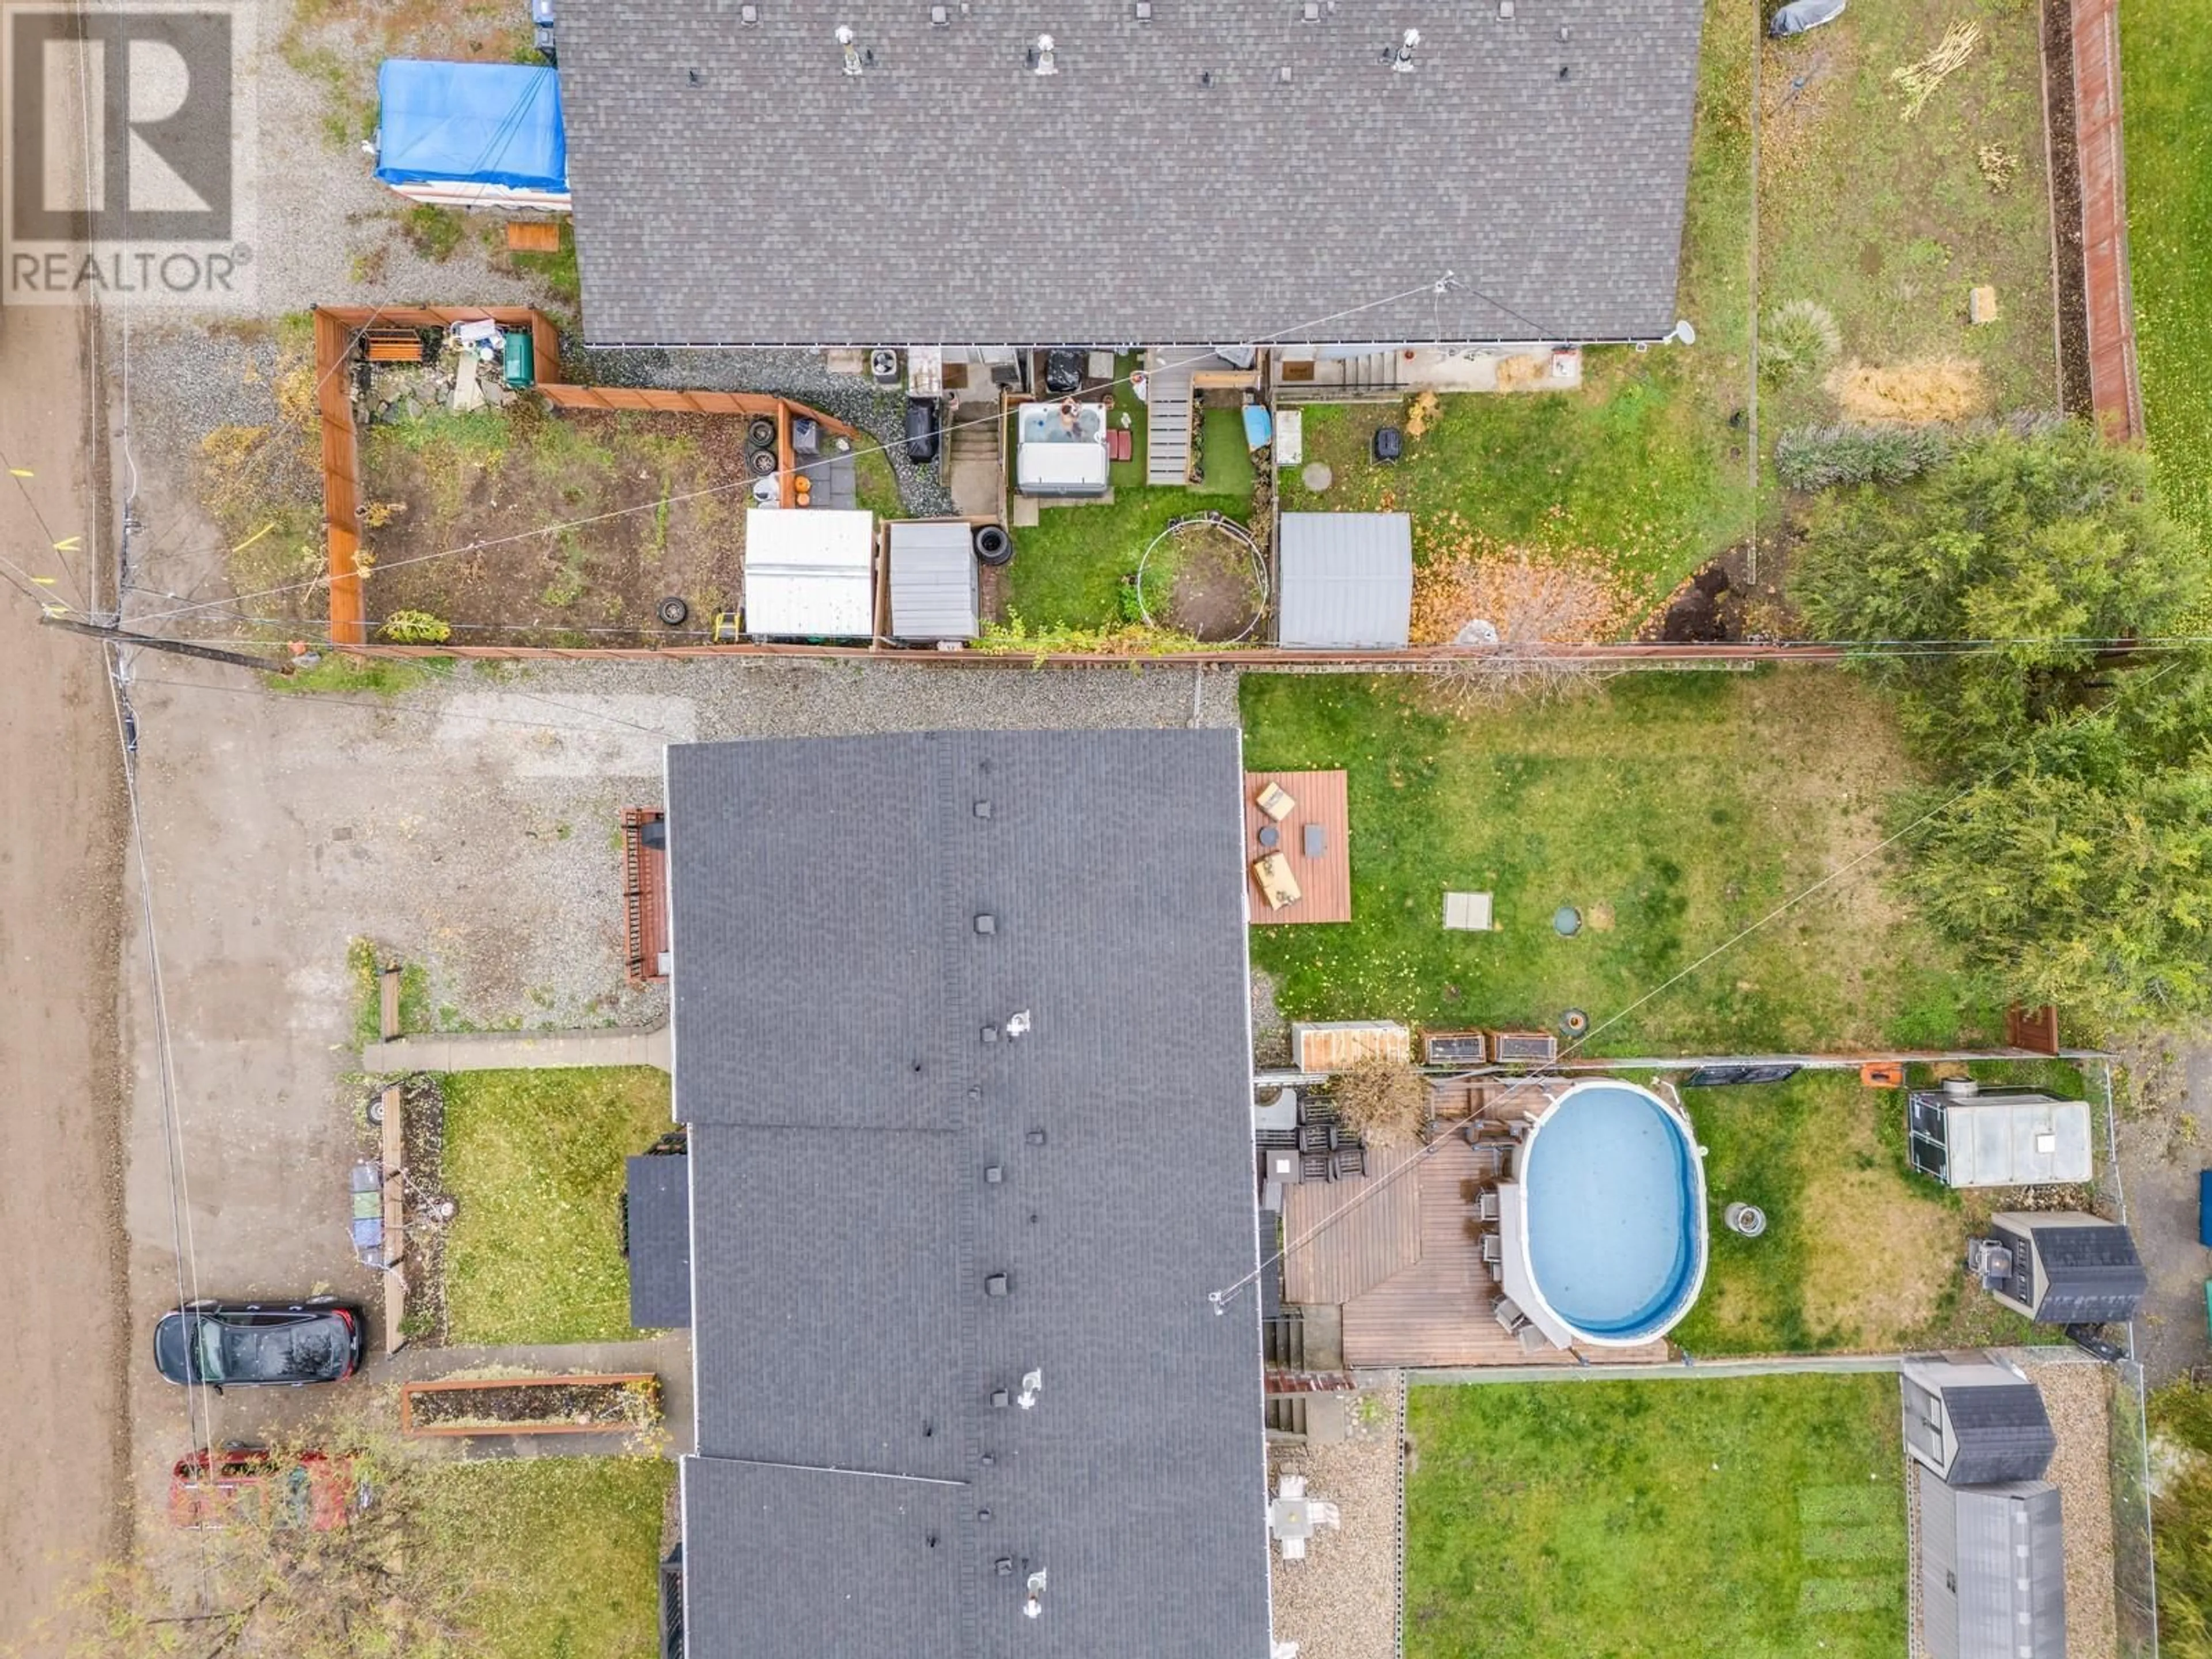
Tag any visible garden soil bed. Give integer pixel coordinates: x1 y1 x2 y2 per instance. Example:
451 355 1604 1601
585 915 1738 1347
361 406 754 647
2040 0 2094 417
402 1372 662 1435
1149 518 1264 642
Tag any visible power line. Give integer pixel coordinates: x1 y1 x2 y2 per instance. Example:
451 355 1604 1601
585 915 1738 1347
122 274 1482 631
1205 657 2189 1310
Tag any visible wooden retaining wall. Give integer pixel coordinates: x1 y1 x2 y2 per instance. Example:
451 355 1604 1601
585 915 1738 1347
2070 0 2145 440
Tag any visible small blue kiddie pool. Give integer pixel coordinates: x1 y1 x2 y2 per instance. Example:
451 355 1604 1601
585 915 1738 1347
1510 1081 1707 1346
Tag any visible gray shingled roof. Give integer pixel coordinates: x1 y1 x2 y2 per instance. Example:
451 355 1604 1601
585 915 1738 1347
2029 1221 2147 1324
1278 512 1414 648
1940 1379 2057 1486
665 730 1268 1659
1916 1469 2067 1659
556 0 1705 346
624 1154 692 1329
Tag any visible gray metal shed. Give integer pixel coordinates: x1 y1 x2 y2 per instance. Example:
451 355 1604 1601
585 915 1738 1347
1907 1089 2093 1188
1916 1467 2066 1659
1278 513 1414 649
886 521 979 642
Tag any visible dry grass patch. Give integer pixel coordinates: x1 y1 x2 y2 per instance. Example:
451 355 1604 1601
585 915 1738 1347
1825 357 1990 423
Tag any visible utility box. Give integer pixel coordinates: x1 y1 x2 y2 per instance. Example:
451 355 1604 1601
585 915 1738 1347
1906 1089 2091 1188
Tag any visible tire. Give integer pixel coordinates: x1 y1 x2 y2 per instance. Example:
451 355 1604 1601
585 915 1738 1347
974 525 1013 567
365 1094 385 1126
657 597 690 628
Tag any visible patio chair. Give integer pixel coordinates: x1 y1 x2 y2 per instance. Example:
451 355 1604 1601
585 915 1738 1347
1332 1147 1366 1180
1480 1231 1502 1268
1280 1534 1306 1560
1477 1189 1501 1224
1492 1294 1527 1334
1301 1150 1334 1183
1278 1474 1306 1501
1298 1123 1331 1153
1518 1323 1559 1355
1308 1501 1341 1530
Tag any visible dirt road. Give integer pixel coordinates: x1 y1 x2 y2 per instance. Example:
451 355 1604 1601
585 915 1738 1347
0 304 130 1650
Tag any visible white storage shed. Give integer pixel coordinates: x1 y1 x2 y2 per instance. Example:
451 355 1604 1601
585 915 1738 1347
1277 513 1414 649
743 509 874 640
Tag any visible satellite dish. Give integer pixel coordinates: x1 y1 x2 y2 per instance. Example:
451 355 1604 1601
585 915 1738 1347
1664 319 1697 347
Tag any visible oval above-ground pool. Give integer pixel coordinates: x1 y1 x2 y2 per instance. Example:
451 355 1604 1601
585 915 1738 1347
1515 1080 1707 1345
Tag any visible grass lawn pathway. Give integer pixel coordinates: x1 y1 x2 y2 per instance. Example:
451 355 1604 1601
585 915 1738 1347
1405 1374 1907 1658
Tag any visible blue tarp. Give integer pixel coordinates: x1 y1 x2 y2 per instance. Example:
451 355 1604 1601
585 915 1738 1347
374 60 566 192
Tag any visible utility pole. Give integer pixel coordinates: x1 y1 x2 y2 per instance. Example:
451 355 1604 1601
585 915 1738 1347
37 612 296 675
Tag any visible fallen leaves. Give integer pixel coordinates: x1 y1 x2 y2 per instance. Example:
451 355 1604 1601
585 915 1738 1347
1408 521 1639 645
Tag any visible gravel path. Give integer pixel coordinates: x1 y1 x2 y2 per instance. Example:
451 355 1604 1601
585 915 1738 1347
573 346 959 516
1267 1375 1403 1659
2021 1354 2118 1659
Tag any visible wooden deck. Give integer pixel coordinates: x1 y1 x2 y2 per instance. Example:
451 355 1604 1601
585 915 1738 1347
1243 770 1350 923
1287 1123 1672 1370
1282 1146 1421 1305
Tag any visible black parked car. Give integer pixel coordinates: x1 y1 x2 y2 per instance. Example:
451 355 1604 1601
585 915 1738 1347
153 1300 365 1391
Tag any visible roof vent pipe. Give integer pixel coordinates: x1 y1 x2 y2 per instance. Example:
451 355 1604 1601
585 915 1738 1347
1392 26 1419 70
836 24 863 74
1029 32 1058 73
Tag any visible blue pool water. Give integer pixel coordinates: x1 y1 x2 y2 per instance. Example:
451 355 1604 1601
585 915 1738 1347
1519 1082 1705 1343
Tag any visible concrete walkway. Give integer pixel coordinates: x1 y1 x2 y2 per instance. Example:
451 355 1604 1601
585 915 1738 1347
1407 1352 1913 1386
1407 1343 2119 1387
363 1023 670 1075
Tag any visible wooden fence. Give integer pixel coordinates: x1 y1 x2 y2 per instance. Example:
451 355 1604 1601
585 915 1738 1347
313 306 854 643
2071 0 2145 441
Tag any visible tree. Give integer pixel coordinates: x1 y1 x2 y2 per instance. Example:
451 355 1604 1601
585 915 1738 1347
46 1430 476 1659
1790 421 2212 1031
1793 421 2203 764
1895 764 2212 1028
1329 1056 1431 1147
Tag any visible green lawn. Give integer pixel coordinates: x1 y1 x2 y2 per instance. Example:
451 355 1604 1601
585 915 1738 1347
2121 0 2212 594
2150 1380 2212 1659
1241 671 2000 1053
1274 0 1753 611
440 1067 673 1343
1676 1062 2082 1355
1000 362 1253 631
416 1457 672 1659
1758 0 2059 426
1195 405 1257 497
1406 1374 1907 1658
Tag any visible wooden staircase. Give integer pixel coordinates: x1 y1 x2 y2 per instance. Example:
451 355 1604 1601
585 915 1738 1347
1274 349 1407 405
1143 348 1195 485
946 399 1002 520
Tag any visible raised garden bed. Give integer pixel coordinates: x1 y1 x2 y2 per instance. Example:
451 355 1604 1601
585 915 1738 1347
400 1371 661 1437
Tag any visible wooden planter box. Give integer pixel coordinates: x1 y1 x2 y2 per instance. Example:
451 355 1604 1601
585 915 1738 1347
400 1372 661 1438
